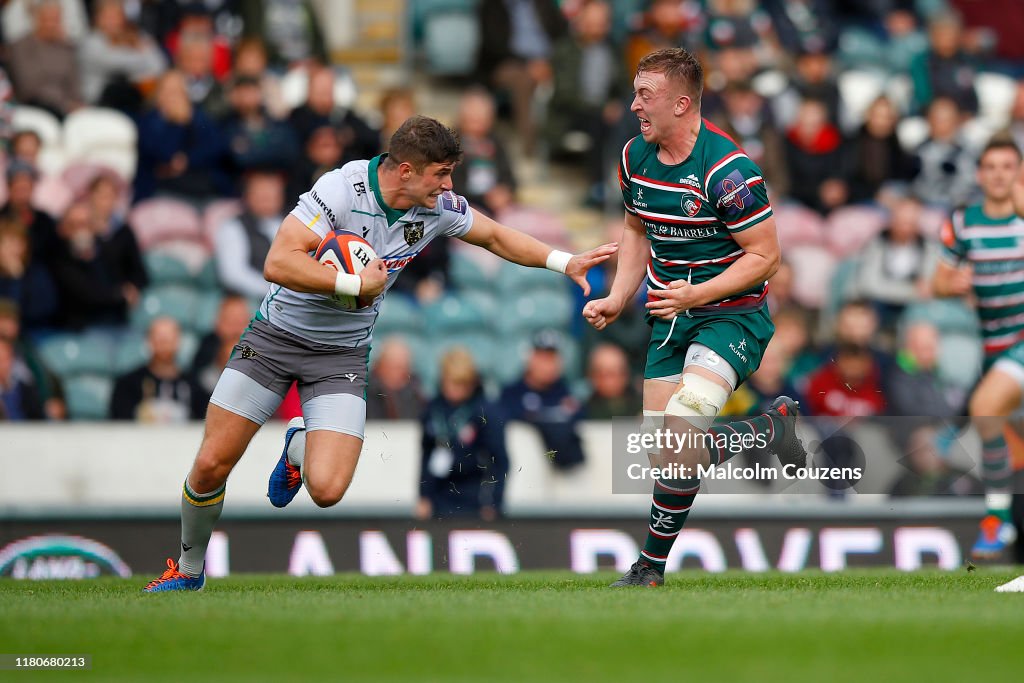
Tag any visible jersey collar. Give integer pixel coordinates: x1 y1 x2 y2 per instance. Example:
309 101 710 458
368 154 409 227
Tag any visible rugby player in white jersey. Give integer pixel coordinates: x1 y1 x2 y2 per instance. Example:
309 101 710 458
143 116 616 591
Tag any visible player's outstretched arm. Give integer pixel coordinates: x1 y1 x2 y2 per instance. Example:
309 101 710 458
264 215 388 297
583 212 648 330
459 209 617 296
647 216 781 318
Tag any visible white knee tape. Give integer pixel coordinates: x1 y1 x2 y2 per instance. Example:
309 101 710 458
663 373 730 432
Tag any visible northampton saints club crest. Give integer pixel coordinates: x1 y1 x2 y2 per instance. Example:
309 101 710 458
682 198 702 217
403 221 425 246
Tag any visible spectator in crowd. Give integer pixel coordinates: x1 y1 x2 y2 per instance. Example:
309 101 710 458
0 162 60 332
910 12 979 115
239 0 327 71
175 26 229 120
78 0 167 111
162 4 233 82
418 346 508 520
134 69 229 203
366 337 425 421
831 298 893 361
50 198 145 330
451 88 517 218
774 44 841 129
285 64 380 163
110 316 207 422
0 298 64 420
8 130 42 166
191 295 251 396
848 96 918 203
220 74 298 179
500 329 585 470
701 0 774 61
911 96 977 209
805 340 887 417
286 124 343 207
784 97 849 214
0 335 45 420
583 343 641 419
0 69 16 150
378 88 417 152
6 0 83 118
708 80 789 198
231 38 287 119
214 169 285 299
1 0 88 44
0 216 57 332
765 0 839 57
547 0 627 205
771 305 818 391
889 424 983 497
625 0 694 77
475 0 568 156
853 195 940 331
887 320 966 419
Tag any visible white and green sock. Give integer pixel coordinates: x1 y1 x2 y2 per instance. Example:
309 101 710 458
178 480 226 577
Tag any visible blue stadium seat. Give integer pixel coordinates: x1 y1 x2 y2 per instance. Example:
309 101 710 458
131 285 200 331
37 333 115 377
111 331 149 375
422 294 488 336
496 289 574 337
144 250 192 286
374 294 424 337
901 300 979 335
423 13 479 76
193 292 224 335
496 261 565 296
65 374 114 420
449 251 493 290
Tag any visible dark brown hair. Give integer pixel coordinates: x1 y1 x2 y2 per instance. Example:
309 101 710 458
637 48 704 102
385 115 463 170
979 135 1022 165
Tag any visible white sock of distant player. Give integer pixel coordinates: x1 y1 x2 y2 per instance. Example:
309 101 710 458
178 479 226 576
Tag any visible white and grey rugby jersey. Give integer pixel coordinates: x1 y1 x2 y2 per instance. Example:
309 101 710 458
257 155 474 346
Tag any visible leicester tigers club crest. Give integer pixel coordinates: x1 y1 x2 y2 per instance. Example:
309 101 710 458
403 221 425 246
683 198 702 217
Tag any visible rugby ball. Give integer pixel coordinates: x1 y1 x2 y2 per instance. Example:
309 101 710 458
314 229 378 309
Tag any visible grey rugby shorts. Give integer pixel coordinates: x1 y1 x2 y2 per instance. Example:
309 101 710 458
209 318 368 437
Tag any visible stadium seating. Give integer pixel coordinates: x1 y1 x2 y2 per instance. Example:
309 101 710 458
786 244 838 310
62 107 137 180
111 330 150 375
11 105 61 147
374 294 425 337
896 116 929 152
423 12 479 76
193 292 224 335
937 333 983 389
202 199 243 245
128 199 203 250
772 203 826 248
143 251 194 287
825 205 888 258
449 251 492 290
31 173 74 217
422 294 489 336
496 289 574 337
131 285 200 331
901 299 978 335
975 71 1018 129
37 333 115 377
64 374 115 421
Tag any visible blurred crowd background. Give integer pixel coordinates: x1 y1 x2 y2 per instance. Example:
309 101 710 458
0 0 1022 485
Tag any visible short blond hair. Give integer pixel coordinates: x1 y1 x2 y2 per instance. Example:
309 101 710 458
440 346 478 386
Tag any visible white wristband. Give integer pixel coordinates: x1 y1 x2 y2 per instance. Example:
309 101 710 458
545 250 572 274
335 272 362 297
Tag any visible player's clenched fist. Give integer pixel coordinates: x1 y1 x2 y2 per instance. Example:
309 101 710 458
359 259 388 297
583 296 624 330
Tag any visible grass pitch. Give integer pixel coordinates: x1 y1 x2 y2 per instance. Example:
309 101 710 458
1 570 1023 682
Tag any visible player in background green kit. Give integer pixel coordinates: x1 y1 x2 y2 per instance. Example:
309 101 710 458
934 138 1024 559
584 48 805 587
